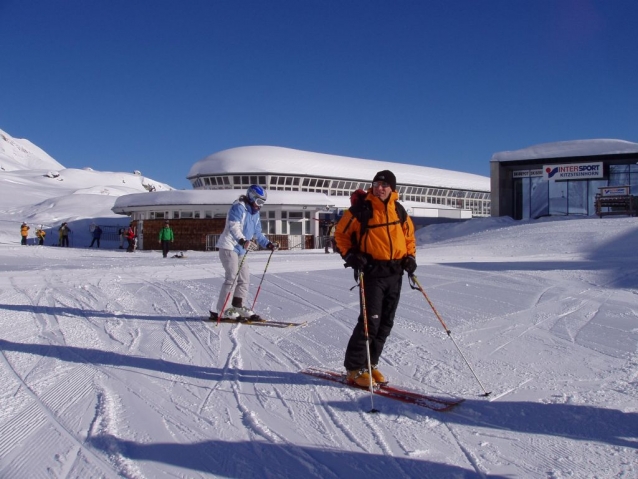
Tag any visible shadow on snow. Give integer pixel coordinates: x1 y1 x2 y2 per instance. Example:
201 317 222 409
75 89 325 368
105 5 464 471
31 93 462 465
1 339 635 451
86 434 506 479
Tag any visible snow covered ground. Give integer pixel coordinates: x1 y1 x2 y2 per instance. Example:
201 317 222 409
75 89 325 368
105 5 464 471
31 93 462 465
1 215 636 478
0 129 636 477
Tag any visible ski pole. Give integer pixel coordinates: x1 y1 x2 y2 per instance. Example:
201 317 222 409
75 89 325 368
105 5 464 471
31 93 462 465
251 248 275 311
359 271 380 413
217 250 250 326
409 274 491 397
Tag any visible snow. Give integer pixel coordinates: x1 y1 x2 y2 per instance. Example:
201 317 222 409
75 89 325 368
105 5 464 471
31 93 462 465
491 139 638 162
0 130 637 478
189 146 491 192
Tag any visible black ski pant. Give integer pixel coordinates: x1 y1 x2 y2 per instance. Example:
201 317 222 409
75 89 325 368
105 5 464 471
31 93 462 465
344 273 403 371
161 240 171 258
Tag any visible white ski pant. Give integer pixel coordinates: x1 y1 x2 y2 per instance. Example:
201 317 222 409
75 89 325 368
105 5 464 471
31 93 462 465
214 249 250 313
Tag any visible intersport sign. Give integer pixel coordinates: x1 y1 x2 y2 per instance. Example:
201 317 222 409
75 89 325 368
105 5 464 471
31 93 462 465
543 162 603 181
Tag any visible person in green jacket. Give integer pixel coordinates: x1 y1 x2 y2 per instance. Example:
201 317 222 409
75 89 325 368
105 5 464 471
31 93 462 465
158 220 174 258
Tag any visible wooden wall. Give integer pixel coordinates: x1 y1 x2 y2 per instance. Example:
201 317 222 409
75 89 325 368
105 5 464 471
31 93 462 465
141 219 225 251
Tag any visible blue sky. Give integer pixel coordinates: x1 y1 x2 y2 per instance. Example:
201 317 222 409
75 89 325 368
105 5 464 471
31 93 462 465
1 0 636 190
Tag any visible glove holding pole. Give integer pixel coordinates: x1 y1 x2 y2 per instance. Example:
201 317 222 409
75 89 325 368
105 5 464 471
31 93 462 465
409 274 492 397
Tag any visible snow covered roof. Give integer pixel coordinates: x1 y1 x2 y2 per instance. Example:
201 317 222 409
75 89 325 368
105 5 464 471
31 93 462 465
187 146 490 192
112 189 337 212
491 139 638 162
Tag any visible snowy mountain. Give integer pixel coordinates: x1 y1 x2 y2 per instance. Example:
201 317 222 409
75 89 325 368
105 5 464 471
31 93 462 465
0 128 636 478
0 128 173 245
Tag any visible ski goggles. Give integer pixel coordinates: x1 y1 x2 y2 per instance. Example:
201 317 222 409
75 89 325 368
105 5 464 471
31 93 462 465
254 197 266 206
372 181 391 189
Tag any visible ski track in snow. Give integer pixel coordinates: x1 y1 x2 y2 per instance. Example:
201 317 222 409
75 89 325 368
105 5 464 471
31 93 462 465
0 240 636 478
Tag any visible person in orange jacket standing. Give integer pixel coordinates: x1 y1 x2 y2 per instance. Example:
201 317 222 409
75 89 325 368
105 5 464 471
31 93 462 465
335 170 417 388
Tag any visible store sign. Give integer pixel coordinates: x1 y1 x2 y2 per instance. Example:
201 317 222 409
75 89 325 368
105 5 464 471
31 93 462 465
543 162 603 180
512 169 543 178
600 186 629 196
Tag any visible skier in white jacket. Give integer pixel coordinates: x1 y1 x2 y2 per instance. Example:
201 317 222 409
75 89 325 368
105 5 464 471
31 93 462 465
209 185 278 321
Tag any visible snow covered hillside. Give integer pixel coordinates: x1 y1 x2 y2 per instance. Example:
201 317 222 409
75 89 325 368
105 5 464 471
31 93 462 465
0 128 173 245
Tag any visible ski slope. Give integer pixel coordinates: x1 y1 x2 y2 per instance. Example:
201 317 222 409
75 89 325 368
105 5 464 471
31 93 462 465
0 216 636 478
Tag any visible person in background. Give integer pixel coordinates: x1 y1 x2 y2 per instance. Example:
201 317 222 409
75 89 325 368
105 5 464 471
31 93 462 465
126 222 136 252
59 222 71 247
158 220 174 258
35 226 46 245
20 222 30 245
334 170 417 388
326 220 339 254
20 222 30 246
89 225 103 248
209 184 279 322
118 227 125 249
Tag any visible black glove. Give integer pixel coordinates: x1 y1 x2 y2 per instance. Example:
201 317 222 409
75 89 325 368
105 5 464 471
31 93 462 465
344 252 367 270
402 255 417 275
266 241 279 251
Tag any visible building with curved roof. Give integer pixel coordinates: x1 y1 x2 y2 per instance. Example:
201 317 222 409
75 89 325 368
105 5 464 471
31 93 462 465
113 146 491 251
187 146 490 216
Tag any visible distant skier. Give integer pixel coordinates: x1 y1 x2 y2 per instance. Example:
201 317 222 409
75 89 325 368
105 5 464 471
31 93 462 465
89 225 103 248
59 222 71 247
126 222 136 252
158 220 174 258
20 222 30 245
335 170 417 387
208 185 279 322
35 226 46 246
118 227 125 249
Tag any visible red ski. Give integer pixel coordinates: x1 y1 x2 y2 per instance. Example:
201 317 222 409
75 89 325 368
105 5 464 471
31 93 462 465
300 367 464 412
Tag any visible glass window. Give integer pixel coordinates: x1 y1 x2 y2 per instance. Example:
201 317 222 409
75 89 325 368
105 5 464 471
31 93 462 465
173 211 179 219
205 210 212 219
259 176 266 184
549 181 567 215
609 165 629 187
194 211 200 219
568 181 587 215
250 176 258 184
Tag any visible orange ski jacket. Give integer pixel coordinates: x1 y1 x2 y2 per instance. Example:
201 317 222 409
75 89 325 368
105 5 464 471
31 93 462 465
335 190 416 262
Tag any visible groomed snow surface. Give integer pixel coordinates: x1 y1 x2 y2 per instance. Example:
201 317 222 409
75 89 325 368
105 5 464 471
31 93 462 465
1 215 636 478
